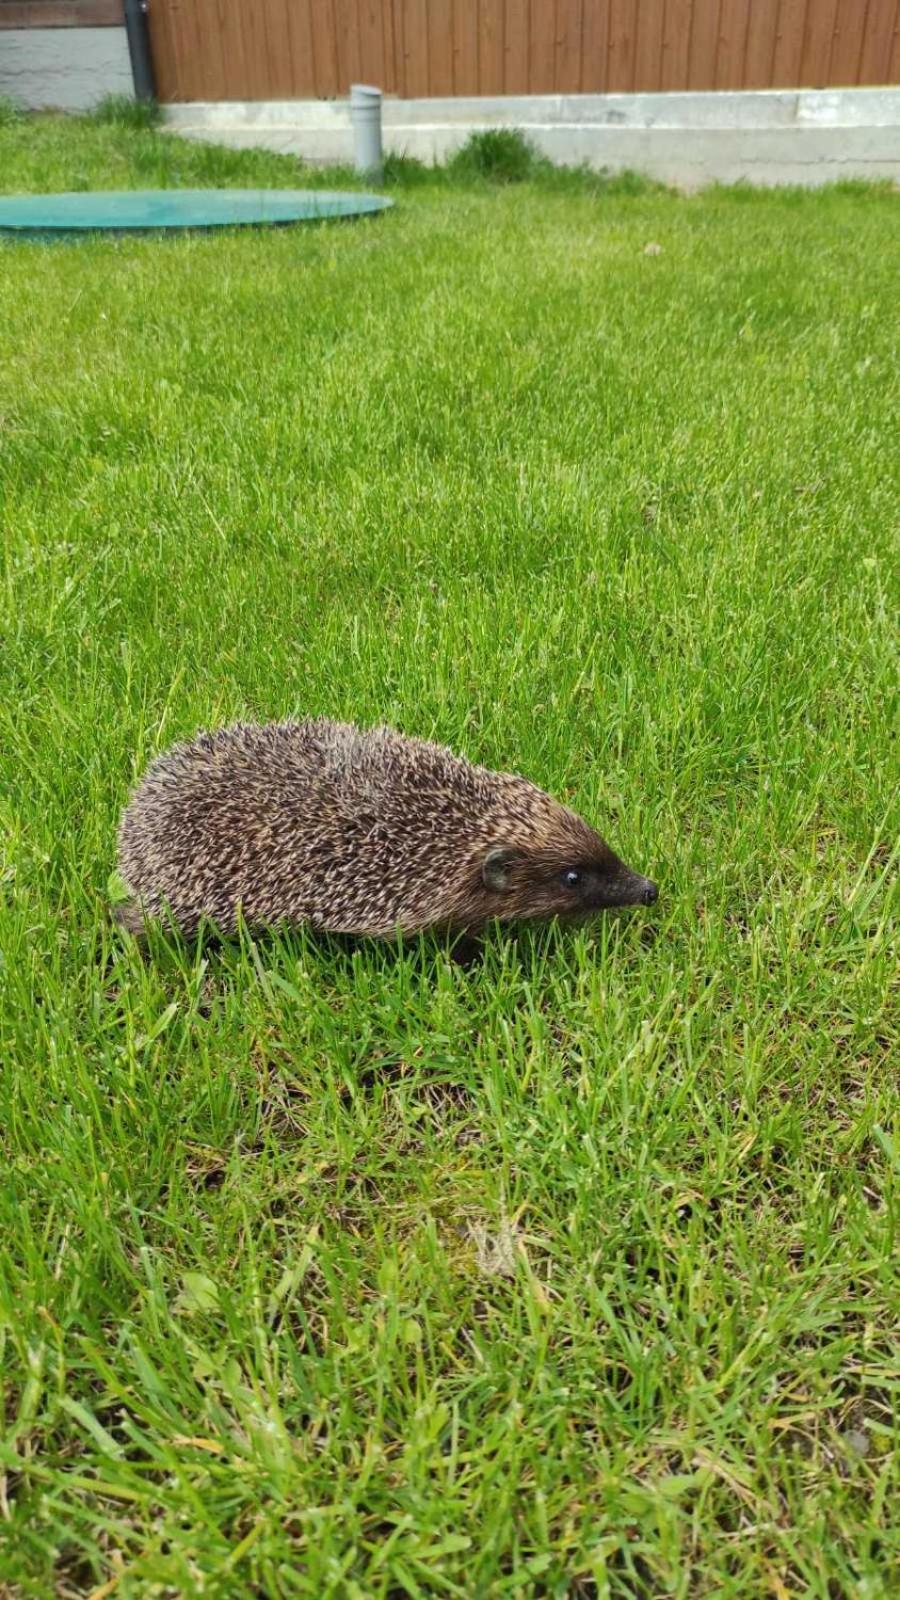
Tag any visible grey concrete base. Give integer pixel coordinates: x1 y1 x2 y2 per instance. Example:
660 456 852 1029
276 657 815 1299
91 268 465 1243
164 88 900 189
0 27 134 112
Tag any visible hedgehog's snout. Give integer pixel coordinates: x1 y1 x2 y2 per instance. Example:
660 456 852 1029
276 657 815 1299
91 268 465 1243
610 869 659 908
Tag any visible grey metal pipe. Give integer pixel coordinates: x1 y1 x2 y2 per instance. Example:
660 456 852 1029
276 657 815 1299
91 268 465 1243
350 84 383 179
124 0 156 103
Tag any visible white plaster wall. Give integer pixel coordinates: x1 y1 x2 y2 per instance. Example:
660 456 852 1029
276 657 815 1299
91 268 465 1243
163 89 900 190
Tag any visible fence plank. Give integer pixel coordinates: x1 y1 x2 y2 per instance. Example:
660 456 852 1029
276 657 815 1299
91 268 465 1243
313 0 340 95
659 0 692 88
320 0 343 93
256 0 291 98
771 0 810 86
634 0 665 90
165 0 197 99
283 0 316 97
799 0 838 85
530 0 558 91
190 0 218 99
859 0 900 83
716 0 752 86
427 0 454 94
355 0 392 93
398 0 428 94
206 0 237 98
607 0 638 90
481 0 505 92
504 0 531 91
826 0 867 86
230 3 267 97
146 0 179 99
449 0 477 94
331 0 362 92
581 0 610 90
555 0 585 92
686 0 720 88
742 0 779 88
390 0 406 95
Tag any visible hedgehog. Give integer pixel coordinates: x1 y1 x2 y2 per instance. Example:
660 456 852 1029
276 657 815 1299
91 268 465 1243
114 718 658 944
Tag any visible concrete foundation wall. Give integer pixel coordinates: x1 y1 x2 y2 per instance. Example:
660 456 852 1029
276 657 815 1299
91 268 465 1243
165 89 900 189
0 28 133 112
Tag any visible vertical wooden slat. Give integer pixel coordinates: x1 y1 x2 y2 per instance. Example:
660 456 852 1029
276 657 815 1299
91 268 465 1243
581 0 610 90
318 1 342 93
203 0 237 99
283 0 315 96
209 0 238 98
180 0 207 98
451 0 478 93
209 0 233 98
859 0 899 82
634 0 665 89
232 2 267 96
427 0 455 93
891 0 900 81
556 0 584 92
827 0 869 86
742 0 780 88
715 0 752 85
481 0 505 90
686 0 721 88
660 0 694 88
146 0 179 100
383 0 400 93
391 0 406 94
399 0 430 94
167 0 198 98
257 0 291 97
504 0 531 90
771 0 810 86
355 0 391 91
798 0 839 86
332 0 363 91
160 0 187 96
530 0 558 90
607 0 638 89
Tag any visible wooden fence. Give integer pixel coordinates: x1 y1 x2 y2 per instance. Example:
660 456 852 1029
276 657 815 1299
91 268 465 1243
146 2 900 102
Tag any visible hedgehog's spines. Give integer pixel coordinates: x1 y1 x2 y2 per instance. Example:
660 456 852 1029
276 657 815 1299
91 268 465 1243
114 718 656 940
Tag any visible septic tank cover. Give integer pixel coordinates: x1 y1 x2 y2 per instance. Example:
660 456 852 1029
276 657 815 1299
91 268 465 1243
0 189 392 238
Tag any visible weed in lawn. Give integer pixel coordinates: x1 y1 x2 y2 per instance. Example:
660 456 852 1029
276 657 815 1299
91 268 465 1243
0 95 24 128
89 94 163 133
448 127 539 183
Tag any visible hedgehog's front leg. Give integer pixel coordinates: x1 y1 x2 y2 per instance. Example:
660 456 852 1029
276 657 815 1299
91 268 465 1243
447 931 485 967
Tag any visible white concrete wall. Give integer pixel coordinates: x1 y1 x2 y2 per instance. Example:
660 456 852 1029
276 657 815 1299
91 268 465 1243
0 28 133 112
164 88 900 189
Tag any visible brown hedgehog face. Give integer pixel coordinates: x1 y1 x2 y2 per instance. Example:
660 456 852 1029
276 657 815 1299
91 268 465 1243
481 844 658 922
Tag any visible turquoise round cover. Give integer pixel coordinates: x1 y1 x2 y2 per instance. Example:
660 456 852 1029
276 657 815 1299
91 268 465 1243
0 188 393 237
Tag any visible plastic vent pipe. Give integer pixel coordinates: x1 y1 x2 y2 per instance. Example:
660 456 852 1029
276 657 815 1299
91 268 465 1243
350 85 384 179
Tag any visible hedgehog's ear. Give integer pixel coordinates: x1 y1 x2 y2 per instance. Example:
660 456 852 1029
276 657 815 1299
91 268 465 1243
482 846 521 892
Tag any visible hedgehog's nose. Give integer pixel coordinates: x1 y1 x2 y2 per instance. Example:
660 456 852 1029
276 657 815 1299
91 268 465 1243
641 880 658 906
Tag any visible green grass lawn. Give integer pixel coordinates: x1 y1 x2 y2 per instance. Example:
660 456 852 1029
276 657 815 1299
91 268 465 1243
0 111 897 1598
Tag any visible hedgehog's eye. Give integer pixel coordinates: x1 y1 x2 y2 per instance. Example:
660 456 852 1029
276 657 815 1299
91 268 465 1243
563 869 581 889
